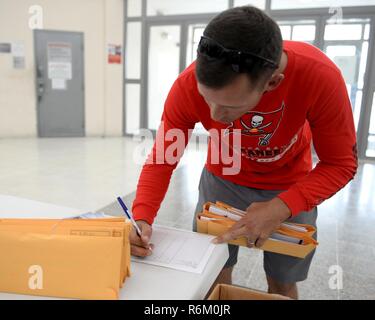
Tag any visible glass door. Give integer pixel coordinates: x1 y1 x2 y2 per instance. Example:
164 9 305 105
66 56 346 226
323 19 371 131
146 21 209 132
186 23 206 67
146 24 181 131
275 16 374 158
186 23 207 136
367 92 375 157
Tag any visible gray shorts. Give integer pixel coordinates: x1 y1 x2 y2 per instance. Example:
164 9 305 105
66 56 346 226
193 167 318 284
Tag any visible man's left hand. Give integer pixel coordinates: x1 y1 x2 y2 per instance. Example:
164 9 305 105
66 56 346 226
212 197 292 248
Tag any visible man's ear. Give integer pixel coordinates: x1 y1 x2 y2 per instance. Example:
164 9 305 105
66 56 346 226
264 73 285 92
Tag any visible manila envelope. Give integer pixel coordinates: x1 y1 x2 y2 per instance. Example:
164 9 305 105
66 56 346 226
0 218 132 300
197 202 318 259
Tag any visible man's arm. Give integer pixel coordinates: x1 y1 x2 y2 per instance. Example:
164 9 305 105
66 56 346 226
277 67 358 215
132 77 197 225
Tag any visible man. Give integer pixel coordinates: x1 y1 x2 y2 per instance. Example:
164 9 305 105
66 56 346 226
129 6 358 299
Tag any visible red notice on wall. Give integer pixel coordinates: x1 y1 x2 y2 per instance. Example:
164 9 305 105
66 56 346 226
108 44 122 64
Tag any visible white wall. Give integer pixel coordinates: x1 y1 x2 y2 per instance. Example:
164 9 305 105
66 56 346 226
0 0 124 137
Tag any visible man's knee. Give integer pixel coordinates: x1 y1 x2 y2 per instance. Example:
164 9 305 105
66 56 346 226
205 266 234 299
267 276 298 299
267 277 294 290
217 266 234 285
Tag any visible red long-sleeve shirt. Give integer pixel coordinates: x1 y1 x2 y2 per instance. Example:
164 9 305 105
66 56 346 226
132 40 358 225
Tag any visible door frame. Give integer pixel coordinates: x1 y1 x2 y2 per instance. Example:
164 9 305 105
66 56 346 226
33 29 85 137
357 15 375 159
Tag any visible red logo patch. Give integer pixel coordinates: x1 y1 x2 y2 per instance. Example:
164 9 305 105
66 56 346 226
224 102 285 146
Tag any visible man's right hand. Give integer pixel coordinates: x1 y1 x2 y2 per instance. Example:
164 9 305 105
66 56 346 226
130 220 154 257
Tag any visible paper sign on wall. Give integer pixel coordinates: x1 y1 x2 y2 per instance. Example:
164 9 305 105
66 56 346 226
0 43 11 53
47 42 72 79
12 42 25 57
108 44 122 64
11 42 25 69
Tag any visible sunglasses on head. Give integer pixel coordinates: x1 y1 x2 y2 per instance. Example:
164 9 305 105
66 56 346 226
197 36 279 73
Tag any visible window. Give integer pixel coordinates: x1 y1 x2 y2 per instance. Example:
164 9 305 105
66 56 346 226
323 19 371 131
277 20 316 43
186 24 205 67
125 84 141 134
127 0 142 17
147 25 181 130
233 0 266 9
279 25 291 40
272 0 375 10
291 25 316 41
325 24 363 41
366 93 375 157
147 0 228 16
125 22 142 79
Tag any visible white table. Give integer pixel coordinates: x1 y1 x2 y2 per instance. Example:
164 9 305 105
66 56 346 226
0 194 228 300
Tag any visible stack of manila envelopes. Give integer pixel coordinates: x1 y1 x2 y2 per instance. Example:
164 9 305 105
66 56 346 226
0 217 132 299
197 201 318 258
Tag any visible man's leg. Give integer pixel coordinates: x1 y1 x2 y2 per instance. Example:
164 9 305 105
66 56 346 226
213 266 233 286
204 242 239 298
263 207 318 300
204 266 233 299
266 276 298 299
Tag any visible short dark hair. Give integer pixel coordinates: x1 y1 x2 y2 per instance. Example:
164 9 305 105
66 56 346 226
196 6 282 89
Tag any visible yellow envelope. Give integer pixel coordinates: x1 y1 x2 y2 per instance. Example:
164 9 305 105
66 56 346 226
0 217 132 299
197 202 318 259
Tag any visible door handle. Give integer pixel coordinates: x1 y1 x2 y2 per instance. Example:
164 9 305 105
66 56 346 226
36 65 45 102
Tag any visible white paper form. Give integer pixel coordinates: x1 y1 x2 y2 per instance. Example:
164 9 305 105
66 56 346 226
131 225 216 274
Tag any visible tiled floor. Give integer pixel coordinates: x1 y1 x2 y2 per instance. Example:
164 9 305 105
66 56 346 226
1 137 374 299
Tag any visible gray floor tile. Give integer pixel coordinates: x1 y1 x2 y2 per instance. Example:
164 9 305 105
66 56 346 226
337 228 375 246
338 252 375 280
233 248 262 286
298 265 340 300
338 240 375 261
339 271 375 300
314 251 338 268
245 257 269 292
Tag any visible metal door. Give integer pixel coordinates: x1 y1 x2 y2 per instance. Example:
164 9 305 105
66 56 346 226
34 30 85 137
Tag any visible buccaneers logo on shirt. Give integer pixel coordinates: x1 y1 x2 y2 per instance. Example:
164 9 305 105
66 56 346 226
224 102 285 146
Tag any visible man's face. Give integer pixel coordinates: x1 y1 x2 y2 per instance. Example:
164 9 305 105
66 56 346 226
197 74 266 124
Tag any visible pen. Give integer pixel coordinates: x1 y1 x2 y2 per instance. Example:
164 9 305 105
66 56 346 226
117 197 142 236
117 197 153 252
